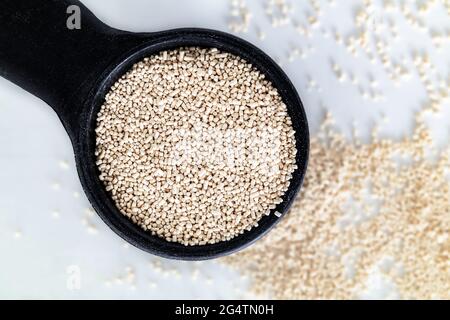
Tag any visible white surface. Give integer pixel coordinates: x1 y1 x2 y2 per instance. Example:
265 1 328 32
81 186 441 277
0 0 448 299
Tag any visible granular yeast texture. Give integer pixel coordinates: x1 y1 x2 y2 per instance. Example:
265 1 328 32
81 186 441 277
95 47 297 246
224 111 449 299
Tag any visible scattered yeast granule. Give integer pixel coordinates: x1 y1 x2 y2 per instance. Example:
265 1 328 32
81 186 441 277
223 112 449 299
95 47 297 246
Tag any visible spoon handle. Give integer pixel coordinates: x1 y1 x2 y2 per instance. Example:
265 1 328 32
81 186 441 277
0 0 140 135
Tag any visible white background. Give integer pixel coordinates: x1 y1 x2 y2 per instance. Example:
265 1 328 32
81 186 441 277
0 0 448 299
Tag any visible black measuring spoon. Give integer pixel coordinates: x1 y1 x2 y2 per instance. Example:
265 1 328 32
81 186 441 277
0 0 309 260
